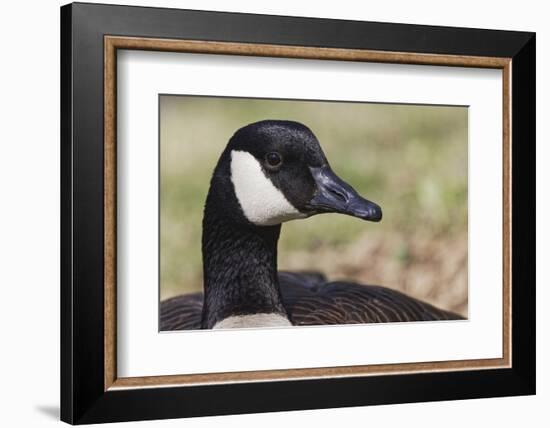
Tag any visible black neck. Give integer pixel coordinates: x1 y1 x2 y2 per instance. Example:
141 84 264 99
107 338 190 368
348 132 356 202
200 200 289 329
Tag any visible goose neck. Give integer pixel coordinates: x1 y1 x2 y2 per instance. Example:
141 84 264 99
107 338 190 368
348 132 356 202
201 207 289 329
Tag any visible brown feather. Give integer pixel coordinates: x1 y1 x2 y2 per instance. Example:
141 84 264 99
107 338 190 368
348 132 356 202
159 272 463 330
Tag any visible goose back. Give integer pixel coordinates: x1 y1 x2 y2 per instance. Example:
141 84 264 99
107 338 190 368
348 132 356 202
159 272 462 331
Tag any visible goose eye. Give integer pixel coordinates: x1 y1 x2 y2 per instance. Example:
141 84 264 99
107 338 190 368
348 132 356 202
265 152 283 169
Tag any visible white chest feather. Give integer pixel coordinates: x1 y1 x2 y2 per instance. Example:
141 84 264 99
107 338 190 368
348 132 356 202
230 150 306 226
212 313 292 329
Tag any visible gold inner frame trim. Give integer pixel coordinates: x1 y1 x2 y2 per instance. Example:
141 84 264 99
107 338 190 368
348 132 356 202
104 35 512 391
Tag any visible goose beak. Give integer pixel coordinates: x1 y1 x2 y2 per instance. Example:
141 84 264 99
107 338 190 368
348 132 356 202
307 165 382 222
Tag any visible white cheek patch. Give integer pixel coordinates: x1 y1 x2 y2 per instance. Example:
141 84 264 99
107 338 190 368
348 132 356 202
230 150 306 226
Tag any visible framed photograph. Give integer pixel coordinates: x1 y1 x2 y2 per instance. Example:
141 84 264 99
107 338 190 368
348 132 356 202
60 2 535 424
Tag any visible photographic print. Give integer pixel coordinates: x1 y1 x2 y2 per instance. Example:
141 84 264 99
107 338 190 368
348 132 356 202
159 95 468 330
62 6 534 422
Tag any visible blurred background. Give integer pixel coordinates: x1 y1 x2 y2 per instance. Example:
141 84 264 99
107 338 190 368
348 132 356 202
160 95 468 317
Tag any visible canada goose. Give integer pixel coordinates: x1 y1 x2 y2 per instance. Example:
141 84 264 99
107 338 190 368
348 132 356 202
160 120 463 330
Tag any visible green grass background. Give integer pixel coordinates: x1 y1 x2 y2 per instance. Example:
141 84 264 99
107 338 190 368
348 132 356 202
160 95 468 315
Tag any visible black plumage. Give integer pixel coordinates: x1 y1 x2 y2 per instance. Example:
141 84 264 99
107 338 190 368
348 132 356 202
160 272 462 331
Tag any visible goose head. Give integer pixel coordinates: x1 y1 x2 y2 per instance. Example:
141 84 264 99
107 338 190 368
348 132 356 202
201 120 382 329
210 119 382 227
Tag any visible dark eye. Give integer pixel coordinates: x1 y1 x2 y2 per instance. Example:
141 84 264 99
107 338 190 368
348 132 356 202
265 152 283 169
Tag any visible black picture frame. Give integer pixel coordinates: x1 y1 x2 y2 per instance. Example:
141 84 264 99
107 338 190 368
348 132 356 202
61 2 535 424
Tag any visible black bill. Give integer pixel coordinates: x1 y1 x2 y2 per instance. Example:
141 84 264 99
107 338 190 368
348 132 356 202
307 165 382 222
